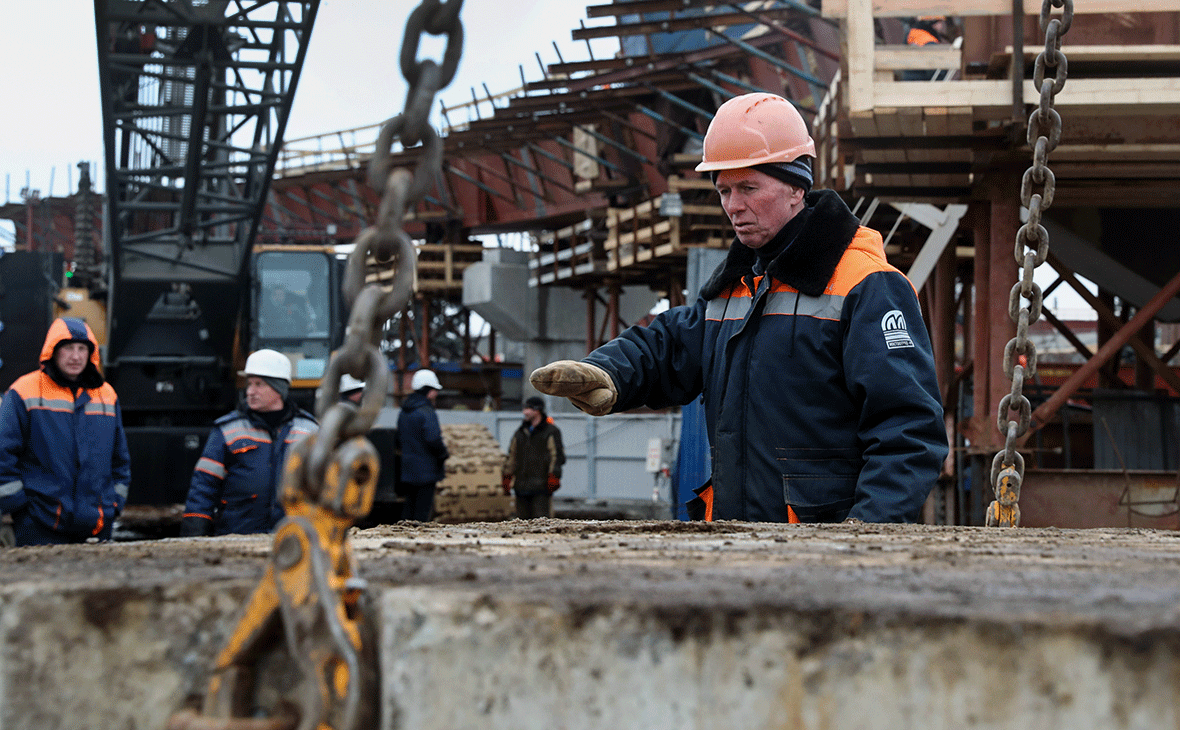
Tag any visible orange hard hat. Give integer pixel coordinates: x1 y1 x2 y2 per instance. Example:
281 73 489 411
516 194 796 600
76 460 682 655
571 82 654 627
695 93 816 173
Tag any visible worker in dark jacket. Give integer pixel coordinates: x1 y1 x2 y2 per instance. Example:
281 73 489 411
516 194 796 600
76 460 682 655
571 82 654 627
0 317 130 545
532 93 947 524
397 368 448 522
902 16 948 80
180 349 317 536
502 396 566 519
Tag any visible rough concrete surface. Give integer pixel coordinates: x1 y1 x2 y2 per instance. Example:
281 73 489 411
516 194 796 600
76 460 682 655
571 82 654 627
4 520 1180 729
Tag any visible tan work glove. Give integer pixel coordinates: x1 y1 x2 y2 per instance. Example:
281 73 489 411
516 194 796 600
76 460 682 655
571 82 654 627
530 361 618 416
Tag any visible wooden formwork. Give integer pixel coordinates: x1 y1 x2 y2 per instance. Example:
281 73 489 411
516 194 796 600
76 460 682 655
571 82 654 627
530 215 609 286
414 241 486 294
604 176 730 276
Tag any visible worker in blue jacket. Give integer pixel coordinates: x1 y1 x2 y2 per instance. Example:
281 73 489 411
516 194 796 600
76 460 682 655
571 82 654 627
532 93 948 524
180 349 317 536
397 368 449 522
0 317 130 545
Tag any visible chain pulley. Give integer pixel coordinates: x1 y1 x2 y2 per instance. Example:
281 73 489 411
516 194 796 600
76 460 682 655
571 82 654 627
168 2 464 728
987 0 1072 528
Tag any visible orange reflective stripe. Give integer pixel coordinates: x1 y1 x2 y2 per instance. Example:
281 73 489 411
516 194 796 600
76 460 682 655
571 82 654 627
92 507 104 536
701 484 714 522
183 512 213 521
788 505 800 524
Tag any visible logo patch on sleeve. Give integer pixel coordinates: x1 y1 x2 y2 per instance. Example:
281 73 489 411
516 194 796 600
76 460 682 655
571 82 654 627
881 309 914 349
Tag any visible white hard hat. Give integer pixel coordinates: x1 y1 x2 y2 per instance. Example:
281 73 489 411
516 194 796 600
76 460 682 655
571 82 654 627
410 368 442 391
239 349 292 382
340 373 366 393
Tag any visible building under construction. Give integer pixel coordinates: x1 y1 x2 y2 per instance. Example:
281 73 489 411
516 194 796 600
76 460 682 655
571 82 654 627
4 0 1180 531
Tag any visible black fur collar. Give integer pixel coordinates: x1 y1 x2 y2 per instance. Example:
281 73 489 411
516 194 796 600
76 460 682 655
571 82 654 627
699 189 860 299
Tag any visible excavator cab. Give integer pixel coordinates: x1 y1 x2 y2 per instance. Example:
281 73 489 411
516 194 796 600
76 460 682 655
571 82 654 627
250 245 347 412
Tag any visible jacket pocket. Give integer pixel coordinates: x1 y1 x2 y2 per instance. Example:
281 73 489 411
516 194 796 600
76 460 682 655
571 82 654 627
215 493 260 535
779 447 861 523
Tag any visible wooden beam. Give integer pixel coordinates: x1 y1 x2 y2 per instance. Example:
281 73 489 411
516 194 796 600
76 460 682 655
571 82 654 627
822 0 1180 18
845 0 876 113
871 78 1180 113
874 45 962 71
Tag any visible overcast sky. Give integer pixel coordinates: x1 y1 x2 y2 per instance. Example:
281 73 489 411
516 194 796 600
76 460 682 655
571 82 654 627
0 0 617 203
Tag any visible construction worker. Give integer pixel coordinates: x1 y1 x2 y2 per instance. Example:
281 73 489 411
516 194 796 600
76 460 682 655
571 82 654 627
180 349 318 536
502 396 566 519
531 92 947 524
903 16 948 81
339 373 366 404
397 368 448 522
0 317 130 545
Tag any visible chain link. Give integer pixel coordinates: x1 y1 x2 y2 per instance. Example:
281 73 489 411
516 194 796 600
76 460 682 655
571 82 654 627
170 4 465 729
309 0 462 487
987 0 1072 527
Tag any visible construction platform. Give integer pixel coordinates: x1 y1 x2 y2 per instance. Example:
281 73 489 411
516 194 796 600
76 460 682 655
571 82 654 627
3 520 1180 729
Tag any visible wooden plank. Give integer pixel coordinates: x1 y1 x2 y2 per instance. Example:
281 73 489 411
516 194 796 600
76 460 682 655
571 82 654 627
669 177 716 191
896 106 924 137
898 107 929 188
616 220 672 247
923 107 950 188
1052 143 1180 160
875 45 962 71
946 107 973 136
1051 162 1180 178
1005 44 1180 64
871 78 1180 113
849 111 880 137
822 0 1180 17
679 204 725 216
870 109 911 190
845 0 876 113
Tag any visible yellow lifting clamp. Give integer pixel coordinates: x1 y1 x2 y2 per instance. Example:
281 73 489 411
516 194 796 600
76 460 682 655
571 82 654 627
168 434 379 730
169 2 463 726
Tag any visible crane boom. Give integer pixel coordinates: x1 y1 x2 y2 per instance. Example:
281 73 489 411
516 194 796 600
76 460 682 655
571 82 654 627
93 0 320 506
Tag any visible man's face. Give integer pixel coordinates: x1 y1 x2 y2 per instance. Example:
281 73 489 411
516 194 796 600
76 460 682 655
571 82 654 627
522 406 541 425
54 341 90 379
246 376 284 412
715 168 805 249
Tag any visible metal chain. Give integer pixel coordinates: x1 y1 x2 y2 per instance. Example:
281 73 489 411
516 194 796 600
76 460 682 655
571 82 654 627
169 4 465 730
987 0 1072 527
312 0 462 480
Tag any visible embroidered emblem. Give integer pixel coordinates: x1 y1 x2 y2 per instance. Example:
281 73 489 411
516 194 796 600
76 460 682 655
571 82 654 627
881 309 914 349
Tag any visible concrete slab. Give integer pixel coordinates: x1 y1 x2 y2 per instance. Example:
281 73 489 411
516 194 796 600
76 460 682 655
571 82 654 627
4 521 1180 729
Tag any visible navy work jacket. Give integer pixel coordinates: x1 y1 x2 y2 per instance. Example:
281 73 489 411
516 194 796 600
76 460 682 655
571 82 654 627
182 402 317 535
584 190 948 523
